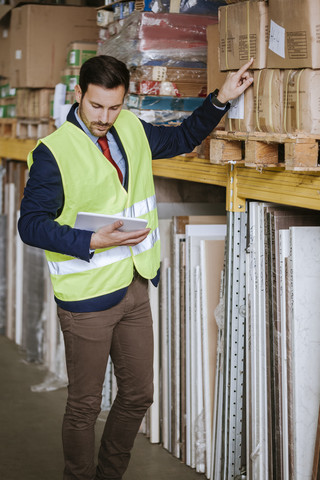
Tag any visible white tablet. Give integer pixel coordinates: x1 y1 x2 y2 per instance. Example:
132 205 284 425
74 212 148 232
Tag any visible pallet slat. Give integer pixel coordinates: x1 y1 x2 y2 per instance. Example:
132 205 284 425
16 118 56 139
209 131 320 171
0 119 18 138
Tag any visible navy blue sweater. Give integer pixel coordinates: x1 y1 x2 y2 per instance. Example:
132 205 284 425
18 95 227 312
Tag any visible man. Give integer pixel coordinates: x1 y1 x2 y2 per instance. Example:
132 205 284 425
18 55 253 480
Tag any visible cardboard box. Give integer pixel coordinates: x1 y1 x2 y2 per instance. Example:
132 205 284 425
225 81 254 132
219 1 268 71
96 9 114 27
61 68 80 92
283 69 320 135
9 4 99 88
0 5 12 78
267 0 320 69
207 24 227 93
0 95 16 118
253 69 283 133
16 88 54 118
66 41 97 68
65 91 77 105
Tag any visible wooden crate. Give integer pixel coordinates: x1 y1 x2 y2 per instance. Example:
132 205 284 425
209 131 320 171
16 118 56 139
0 118 18 138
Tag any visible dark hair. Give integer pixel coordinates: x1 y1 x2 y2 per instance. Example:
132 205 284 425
79 55 130 95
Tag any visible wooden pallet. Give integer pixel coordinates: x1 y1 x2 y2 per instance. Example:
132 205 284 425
209 131 320 171
0 118 18 138
16 118 56 139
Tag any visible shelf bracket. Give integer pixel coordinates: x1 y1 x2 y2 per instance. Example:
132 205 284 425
226 163 246 212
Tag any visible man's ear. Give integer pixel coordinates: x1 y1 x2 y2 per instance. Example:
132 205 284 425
74 84 82 103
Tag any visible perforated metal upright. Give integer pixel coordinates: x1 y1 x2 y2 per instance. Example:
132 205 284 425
221 209 247 479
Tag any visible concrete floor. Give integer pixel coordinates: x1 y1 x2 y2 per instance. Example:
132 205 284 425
0 335 206 480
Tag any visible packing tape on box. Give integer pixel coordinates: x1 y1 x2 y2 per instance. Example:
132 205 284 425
283 70 291 134
246 1 251 61
255 69 262 132
296 69 304 131
268 71 274 133
283 69 304 133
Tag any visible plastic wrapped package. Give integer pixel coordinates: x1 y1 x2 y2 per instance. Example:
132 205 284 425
96 9 114 27
130 65 207 83
98 11 218 67
194 410 206 474
179 0 226 15
129 80 207 97
127 107 191 125
141 0 225 14
127 93 205 111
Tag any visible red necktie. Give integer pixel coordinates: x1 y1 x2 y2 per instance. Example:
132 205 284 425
98 136 123 184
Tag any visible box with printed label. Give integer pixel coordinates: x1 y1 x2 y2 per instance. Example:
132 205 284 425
267 0 320 69
66 41 97 68
225 81 254 132
16 88 54 119
9 4 99 88
0 104 7 118
207 23 227 92
219 1 268 71
0 5 11 78
282 69 320 135
61 68 80 92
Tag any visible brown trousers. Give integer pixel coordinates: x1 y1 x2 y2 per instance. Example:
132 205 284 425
58 275 154 480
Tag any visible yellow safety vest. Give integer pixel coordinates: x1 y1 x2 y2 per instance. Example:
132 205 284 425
27 109 160 302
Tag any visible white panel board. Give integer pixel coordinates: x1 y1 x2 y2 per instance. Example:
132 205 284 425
289 226 320 479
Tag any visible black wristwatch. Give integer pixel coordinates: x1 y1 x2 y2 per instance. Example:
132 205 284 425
211 88 228 108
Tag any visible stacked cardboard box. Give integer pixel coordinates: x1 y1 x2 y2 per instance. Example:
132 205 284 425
16 89 54 120
9 4 99 89
219 0 268 72
0 80 16 119
0 5 11 79
195 23 229 156
220 0 320 136
60 41 97 95
218 0 268 132
0 4 99 138
266 0 320 135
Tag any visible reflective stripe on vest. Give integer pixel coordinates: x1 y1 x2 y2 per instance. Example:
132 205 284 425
48 227 160 276
120 195 157 218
